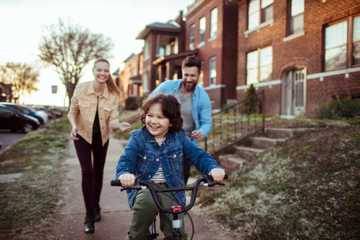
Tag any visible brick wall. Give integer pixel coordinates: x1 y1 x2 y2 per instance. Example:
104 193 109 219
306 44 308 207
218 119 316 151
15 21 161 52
236 0 360 118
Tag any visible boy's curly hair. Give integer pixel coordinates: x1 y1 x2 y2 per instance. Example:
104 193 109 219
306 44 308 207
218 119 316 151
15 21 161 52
140 93 183 132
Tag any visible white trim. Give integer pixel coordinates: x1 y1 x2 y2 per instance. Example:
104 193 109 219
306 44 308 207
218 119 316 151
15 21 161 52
204 84 225 90
280 115 295 119
283 31 306 42
208 36 216 43
187 0 206 15
307 67 360 79
197 42 205 48
244 20 273 38
236 80 281 91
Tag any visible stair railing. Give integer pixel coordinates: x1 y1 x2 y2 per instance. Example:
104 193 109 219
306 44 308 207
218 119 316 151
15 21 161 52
202 90 265 155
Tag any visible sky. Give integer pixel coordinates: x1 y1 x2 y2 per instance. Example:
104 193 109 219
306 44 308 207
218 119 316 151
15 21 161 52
0 0 195 107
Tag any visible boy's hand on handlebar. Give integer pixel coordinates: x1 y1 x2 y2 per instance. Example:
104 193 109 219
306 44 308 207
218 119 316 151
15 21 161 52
209 168 225 182
119 174 135 187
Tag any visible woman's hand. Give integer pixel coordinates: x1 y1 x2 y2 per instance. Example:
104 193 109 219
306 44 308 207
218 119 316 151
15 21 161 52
119 173 136 187
70 126 79 140
111 122 131 132
209 168 225 182
119 122 131 132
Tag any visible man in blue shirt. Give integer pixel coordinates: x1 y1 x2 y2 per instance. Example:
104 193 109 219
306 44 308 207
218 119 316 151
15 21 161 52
150 56 212 183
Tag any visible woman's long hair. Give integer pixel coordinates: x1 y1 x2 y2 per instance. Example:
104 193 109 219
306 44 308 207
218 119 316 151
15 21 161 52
93 58 120 95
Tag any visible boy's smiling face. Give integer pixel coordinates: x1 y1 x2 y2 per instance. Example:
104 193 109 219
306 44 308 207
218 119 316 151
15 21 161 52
145 102 172 141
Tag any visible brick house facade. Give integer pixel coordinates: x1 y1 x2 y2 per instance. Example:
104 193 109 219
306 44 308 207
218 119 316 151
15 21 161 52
135 0 238 109
236 0 360 117
185 0 238 109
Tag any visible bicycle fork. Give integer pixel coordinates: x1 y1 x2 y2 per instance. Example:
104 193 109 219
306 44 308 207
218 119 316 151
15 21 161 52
171 206 183 240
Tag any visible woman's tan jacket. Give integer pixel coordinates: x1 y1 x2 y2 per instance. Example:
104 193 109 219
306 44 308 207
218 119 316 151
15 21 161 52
67 81 120 146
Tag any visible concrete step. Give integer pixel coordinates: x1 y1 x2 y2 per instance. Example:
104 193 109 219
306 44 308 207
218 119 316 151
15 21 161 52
251 136 286 149
218 154 247 169
265 127 311 138
235 146 265 161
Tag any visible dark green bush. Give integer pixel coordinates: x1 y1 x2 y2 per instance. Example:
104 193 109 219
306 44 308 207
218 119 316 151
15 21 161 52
317 97 360 119
243 84 257 115
125 96 143 110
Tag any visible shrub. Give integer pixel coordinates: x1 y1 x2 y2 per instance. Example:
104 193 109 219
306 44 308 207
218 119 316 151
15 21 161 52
317 97 360 119
243 84 257 115
125 96 143 110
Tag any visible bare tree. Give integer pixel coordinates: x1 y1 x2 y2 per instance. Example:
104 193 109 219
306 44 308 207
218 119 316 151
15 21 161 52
38 19 113 106
0 62 39 102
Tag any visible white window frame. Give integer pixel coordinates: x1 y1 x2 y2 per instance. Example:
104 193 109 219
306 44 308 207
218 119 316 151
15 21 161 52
248 0 274 30
324 15 360 71
199 17 206 46
246 46 273 84
209 57 216 85
289 0 304 35
210 8 218 40
189 24 195 50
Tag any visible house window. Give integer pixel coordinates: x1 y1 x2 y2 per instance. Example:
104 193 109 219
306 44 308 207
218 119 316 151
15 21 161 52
353 16 360 65
210 8 218 39
189 24 195 50
199 17 206 45
143 72 148 93
199 61 204 88
209 57 216 85
157 44 165 57
324 16 360 71
144 39 150 60
248 0 273 30
246 46 273 85
289 0 304 35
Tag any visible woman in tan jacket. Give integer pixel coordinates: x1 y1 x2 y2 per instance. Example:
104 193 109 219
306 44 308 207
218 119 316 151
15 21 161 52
67 58 130 234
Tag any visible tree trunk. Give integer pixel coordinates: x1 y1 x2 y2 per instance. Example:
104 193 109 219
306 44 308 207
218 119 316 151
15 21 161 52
65 82 76 107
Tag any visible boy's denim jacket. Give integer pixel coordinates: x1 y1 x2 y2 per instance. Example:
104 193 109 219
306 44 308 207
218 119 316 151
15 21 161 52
115 126 222 209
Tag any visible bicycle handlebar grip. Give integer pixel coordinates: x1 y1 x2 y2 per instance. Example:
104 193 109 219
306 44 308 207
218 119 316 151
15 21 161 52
111 180 122 186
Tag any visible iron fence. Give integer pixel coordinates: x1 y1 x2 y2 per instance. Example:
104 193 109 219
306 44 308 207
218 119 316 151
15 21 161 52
201 90 265 155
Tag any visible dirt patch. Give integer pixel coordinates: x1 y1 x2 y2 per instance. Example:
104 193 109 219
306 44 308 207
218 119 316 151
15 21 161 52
0 126 69 239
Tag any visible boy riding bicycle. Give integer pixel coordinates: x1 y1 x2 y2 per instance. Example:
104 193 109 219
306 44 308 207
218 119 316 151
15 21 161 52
115 94 225 240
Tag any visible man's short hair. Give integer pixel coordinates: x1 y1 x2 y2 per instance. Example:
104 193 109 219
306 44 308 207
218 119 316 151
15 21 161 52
182 56 201 74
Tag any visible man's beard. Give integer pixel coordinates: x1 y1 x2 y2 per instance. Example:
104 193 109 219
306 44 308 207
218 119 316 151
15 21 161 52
183 81 197 92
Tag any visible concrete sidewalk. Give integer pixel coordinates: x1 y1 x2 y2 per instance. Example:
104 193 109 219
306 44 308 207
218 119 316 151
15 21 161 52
55 134 224 240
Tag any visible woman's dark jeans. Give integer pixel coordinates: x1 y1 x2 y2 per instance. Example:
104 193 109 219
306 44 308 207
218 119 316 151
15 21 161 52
74 132 109 213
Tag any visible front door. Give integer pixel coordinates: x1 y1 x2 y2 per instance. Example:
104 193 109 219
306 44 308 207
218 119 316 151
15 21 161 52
282 68 306 116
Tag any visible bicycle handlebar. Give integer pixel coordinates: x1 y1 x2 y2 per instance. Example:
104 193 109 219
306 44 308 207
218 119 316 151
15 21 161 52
111 174 228 214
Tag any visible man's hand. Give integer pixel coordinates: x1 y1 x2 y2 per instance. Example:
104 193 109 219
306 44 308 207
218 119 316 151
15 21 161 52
209 168 225 182
191 130 203 141
119 173 135 187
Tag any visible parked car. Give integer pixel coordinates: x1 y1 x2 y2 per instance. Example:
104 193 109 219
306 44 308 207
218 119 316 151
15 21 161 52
1 103 47 125
32 106 55 120
0 105 40 133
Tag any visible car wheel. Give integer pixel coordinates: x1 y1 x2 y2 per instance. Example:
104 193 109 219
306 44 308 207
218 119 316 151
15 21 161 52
22 123 33 133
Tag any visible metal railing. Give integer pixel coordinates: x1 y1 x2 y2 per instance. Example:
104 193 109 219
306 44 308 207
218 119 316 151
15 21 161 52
201 90 265 155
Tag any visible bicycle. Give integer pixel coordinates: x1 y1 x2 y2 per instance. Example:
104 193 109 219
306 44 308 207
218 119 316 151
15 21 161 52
111 174 228 240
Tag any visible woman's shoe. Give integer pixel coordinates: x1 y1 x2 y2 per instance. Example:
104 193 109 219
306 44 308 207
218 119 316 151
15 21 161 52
94 204 101 222
84 215 94 234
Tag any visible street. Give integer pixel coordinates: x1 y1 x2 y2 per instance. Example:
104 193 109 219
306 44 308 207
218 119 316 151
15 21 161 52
0 130 26 153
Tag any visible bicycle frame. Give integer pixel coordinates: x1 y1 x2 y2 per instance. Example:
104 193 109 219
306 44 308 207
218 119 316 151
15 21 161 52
111 174 227 240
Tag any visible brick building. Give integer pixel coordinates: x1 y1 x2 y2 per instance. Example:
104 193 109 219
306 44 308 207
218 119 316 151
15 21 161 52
117 53 143 106
236 0 360 117
135 0 238 109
